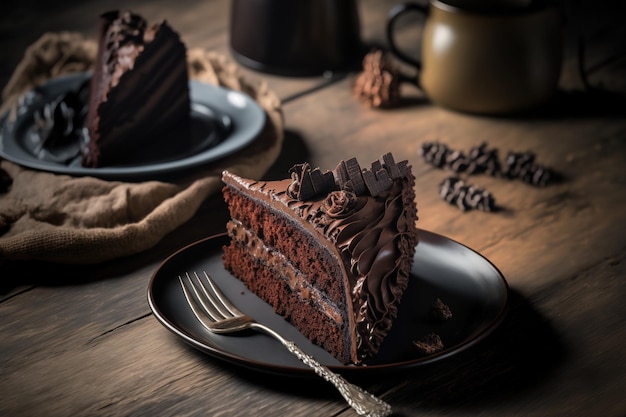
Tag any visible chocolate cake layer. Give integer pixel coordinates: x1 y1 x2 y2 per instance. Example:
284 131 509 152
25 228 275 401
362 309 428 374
221 153 418 364
84 10 190 167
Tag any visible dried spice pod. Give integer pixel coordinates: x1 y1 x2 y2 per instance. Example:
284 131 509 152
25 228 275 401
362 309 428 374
439 176 496 212
420 141 451 169
446 149 469 173
504 150 556 186
421 141 558 186
466 142 502 176
421 141 502 176
353 49 401 109
419 142 468 174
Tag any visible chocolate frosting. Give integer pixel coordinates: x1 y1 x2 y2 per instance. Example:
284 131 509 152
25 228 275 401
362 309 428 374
102 11 149 89
223 153 418 361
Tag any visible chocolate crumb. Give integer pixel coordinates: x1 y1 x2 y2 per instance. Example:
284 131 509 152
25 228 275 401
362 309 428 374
431 298 452 321
414 333 444 355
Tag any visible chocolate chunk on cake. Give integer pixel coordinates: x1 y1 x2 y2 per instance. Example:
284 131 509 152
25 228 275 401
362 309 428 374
83 10 190 167
221 153 419 365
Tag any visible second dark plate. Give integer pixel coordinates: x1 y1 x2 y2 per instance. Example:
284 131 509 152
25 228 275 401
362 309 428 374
0 72 265 180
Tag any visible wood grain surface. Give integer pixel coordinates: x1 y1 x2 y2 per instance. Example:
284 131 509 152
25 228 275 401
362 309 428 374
1 1 625 416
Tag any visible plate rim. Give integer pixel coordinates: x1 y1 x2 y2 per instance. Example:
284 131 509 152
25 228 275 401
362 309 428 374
147 230 510 377
0 72 265 180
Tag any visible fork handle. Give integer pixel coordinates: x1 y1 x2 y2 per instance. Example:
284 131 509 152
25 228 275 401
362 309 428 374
252 323 392 417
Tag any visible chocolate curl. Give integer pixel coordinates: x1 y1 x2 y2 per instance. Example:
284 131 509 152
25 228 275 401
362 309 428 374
287 163 315 200
288 163 336 200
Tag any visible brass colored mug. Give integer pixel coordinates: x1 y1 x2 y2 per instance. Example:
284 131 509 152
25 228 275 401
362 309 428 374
386 0 563 114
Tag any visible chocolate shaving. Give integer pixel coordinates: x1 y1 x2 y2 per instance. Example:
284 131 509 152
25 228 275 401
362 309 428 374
382 153 400 178
332 160 349 188
288 163 316 200
374 167 393 186
345 158 367 195
310 168 335 196
363 168 393 197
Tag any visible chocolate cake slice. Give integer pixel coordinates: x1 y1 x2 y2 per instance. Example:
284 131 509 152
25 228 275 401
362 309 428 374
83 10 190 167
221 153 419 365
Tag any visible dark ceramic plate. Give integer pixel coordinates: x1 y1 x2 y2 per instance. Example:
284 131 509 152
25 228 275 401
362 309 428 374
0 72 265 180
147 230 509 376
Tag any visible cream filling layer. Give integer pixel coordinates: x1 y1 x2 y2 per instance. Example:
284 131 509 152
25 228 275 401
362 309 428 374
226 220 343 325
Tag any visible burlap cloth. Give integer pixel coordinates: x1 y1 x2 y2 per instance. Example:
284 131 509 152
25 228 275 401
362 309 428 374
0 32 284 264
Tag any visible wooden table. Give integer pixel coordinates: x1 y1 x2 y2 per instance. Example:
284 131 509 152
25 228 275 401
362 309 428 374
1 1 625 416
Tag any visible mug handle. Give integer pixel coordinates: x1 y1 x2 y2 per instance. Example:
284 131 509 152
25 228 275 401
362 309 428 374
386 2 429 80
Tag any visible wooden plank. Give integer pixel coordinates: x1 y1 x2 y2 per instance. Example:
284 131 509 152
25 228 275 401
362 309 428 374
2 249 624 416
0 194 385 416
280 74 626 284
1 1 625 416
358 250 626 416
0 310 352 416
2 77 624 411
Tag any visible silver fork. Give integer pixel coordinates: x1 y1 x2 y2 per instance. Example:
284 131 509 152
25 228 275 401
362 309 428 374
179 271 393 417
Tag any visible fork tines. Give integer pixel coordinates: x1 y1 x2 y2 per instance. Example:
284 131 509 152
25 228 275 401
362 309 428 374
179 271 247 323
